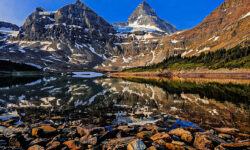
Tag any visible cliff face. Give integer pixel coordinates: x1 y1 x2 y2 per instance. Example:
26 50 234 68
97 0 250 71
0 0 122 70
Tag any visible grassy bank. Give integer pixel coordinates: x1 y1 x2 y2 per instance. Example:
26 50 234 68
123 45 250 73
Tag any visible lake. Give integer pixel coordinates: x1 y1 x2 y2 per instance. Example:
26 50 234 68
0 73 249 133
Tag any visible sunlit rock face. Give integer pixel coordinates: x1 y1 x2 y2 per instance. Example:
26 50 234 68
0 76 249 131
98 0 249 71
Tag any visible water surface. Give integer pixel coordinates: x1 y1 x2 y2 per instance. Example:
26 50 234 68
0 75 249 132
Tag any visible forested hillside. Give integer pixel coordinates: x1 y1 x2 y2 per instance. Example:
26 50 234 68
123 45 250 72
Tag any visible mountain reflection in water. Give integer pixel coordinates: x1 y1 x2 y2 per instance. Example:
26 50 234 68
0 76 249 132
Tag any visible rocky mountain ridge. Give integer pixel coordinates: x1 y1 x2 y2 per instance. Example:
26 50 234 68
97 0 250 71
0 0 249 71
0 21 19 31
0 0 122 71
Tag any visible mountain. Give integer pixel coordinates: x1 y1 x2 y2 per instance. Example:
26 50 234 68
113 1 177 34
97 0 249 71
0 0 248 72
0 21 19 31
0 0 121 71
160 0 250 57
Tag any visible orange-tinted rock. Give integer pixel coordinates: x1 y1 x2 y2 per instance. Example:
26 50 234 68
102 137 136 150
63 140 83 150
214 145 227 150
218 133 232 139
46 141 60 150
146 146 157 150
165 143 185 150
193 132 215 150
238 133 250 138
30 138 49 146
117 126 134 133
169 128 193 143
156 139 166 146
76 126 88 136
28 145 45 150
169 128 190 137
32 126 57 138
214 128 239 135
137 131 153 139
150 132 172 142
181 133 193 143
221 141 250 148
171 141 185 146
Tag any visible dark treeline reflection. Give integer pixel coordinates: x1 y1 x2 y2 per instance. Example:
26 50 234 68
0 76 41 88
122 77 250 105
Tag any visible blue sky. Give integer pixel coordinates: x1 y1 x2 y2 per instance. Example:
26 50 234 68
0 0 225 30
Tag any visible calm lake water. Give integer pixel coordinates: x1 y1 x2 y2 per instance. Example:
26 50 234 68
0 74 249 132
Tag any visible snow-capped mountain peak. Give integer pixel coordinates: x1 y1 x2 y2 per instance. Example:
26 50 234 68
114 0 177 34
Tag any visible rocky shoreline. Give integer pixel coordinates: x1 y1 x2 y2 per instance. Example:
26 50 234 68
108 69 250 80
0 114 249 150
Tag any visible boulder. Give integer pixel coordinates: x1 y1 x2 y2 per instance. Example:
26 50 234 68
221 141 250 148
165 143 185 150
214 128 239 135
218 133 232 139
127 139 146 150
117 126 134 133
63 140 83 150
29 138 49 147
193 131 226 150
76 126 88 137
169 128 193 143
46 141 61 150
80 135 97 146
146 146 157 150
137 131 153 139
32 126 57 138
102 137 136 150
150 132 172 142
28 145 45 150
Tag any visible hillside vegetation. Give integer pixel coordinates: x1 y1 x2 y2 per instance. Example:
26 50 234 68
123 45 250 72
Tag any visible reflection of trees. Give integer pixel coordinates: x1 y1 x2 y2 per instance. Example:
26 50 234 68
122 77 250 105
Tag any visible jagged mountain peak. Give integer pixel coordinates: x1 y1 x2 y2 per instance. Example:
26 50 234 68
75 0 82 4
128 0 157 22
125 0 177 34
